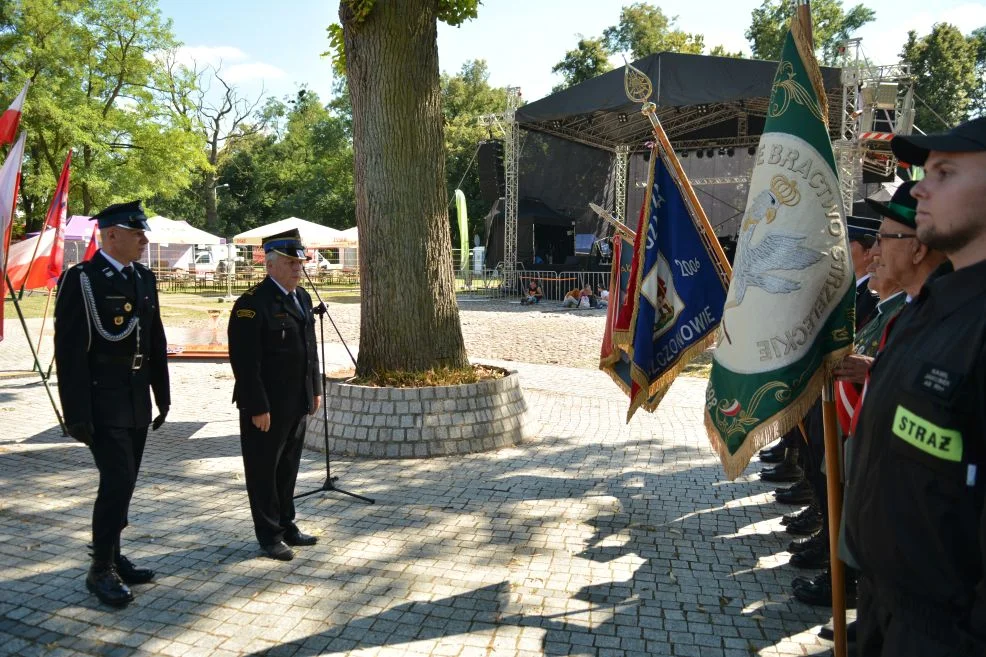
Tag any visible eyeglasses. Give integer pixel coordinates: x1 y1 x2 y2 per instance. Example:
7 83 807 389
875 232 917 244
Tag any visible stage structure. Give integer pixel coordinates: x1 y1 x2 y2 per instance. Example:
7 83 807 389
834 38 914 214
481 50 913 283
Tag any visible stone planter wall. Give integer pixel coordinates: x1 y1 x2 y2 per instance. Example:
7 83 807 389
305 371 528 458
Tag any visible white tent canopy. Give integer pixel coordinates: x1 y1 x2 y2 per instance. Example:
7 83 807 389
146 216 221 245
335 226 358 244
233 217 343 248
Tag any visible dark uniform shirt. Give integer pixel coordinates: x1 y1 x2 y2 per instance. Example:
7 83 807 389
227 277 321 417
54 252 170 428
844 259 986 650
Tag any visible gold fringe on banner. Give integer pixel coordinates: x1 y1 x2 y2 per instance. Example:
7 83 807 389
705 347 850 481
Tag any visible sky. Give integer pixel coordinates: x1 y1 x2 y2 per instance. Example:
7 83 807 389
156 0 986 107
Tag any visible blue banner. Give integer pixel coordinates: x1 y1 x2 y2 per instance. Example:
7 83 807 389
626 147 729 419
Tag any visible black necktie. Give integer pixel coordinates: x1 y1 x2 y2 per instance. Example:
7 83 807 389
121 265 133 279
290 291 304 316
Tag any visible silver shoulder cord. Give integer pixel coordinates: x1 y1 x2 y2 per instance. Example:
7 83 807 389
80 271 140 347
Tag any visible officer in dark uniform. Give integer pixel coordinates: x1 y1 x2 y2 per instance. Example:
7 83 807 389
53 200 170 608
845 117 986 655
227 229 321 561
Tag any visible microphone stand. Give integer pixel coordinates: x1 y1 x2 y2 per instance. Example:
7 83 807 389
294 268 373 504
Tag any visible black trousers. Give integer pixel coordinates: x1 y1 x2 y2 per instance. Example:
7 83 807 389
239 410 308 545
856 576 964 656
89 425 148 550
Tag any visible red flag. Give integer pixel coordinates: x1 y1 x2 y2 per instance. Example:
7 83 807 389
0 132 26 341
83 224 98 261
0 82 29 146
43 152 71 288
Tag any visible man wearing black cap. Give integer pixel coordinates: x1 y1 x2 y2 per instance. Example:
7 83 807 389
227 229 321 561
844 116 986 656
54 200 170 607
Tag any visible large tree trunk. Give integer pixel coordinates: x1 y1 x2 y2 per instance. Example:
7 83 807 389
342 0 468 375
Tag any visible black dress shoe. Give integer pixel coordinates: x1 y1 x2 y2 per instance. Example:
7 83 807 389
759 443 786 463
793 570 857 608
261 541 294 561
86 561 133 607
781 502 818 526
819 619 857 641
775 478 810 496
284 531 317 547
775 480 815 505
115 554 155 585
790 542 830 569
786 509 823 536
762 462 804 483
788 529 826 554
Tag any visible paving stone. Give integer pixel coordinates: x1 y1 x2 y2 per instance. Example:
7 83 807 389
0 307 831 656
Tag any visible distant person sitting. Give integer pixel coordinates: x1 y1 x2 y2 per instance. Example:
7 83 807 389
578 284 595 309
521 280 543 305
595 284 609 308
562 287 582 308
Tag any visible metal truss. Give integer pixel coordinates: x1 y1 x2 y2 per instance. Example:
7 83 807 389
502 88 521 289
614 145 629 222
479 87 522 291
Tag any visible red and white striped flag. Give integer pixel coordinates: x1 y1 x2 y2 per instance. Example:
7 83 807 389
43 152 71 288
0 132 27 341
0 82 29 146
83 224 98 261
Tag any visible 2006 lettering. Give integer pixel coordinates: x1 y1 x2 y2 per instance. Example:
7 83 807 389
675 258 701 276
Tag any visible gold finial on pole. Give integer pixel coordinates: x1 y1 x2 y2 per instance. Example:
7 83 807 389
624 59 653 104
620 58 733 280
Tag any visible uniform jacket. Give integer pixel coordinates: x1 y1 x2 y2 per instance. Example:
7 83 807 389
53 251 170 428
227 277 321 418
854 275 879 330
845 260 986 652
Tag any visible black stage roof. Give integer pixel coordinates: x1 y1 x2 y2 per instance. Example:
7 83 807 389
516 52 843 152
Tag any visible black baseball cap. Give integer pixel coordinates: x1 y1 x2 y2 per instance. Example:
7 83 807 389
891 117 986 166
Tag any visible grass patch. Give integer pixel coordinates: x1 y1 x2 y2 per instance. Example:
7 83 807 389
350 364 506 388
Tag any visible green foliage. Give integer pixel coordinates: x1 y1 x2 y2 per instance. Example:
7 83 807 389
745 0 875 65
326 0 480 78
602 2 704 59
901 24 979 130
970 26 986 117
551 37 613 91
440 60 507 243
0 0 207 230
152 89 355 235
708 45 746 59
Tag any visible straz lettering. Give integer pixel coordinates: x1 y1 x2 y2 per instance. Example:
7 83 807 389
892 405 963 462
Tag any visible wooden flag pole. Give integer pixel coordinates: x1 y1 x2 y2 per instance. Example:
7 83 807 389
647 116 733 282
822 377 848 657
17 226 47 298
793 3 848 656
621 60 733 284
34 287 54 354
6 273 66 435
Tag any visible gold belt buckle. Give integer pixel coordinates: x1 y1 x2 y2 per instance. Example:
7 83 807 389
131 354 144 370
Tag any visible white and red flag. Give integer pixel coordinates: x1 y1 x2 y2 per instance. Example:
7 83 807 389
43 152 71 288
0 132 27 341
83 224 98 261
0 82 29 146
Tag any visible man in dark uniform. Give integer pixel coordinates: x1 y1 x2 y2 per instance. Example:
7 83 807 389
845 116 986 656
54 201 170 607
227 229 321 561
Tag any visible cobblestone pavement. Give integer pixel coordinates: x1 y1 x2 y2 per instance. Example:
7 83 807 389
0 304 836 657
